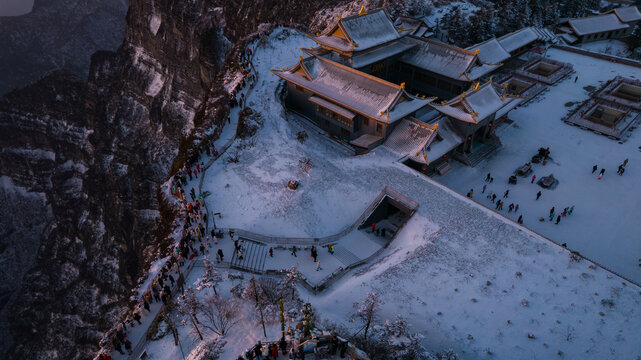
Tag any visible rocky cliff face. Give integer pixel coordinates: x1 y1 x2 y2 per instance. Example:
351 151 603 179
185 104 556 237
0 0 365 358
0 0 128 96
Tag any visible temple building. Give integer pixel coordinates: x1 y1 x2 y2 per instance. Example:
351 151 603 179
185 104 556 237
305 8 415 78
428 81 519 166
270 55 434 150
557 6 641 44
271 6 551 157
304 7 508 99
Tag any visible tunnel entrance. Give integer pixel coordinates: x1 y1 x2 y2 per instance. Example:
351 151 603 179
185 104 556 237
358 194 415 239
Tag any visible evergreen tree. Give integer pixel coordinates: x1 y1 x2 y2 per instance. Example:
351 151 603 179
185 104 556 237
301 302 315 337
468 8 495 45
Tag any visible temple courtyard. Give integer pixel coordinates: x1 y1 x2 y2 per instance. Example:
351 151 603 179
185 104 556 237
190 29 641 359
437 47 641 285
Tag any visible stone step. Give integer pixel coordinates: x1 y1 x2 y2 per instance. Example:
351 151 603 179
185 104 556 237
332 244 361 266
231 240 267 273
466 142 501 167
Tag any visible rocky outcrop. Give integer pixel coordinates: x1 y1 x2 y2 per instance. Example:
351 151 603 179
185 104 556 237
0 0 360 358
0 0 128 96
0 0 230 357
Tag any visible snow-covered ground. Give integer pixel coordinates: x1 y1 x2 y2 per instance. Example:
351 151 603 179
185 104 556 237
142 30 641 360
438 47 641 285
577 39 631 58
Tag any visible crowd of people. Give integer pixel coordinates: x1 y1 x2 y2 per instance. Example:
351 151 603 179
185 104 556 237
466 153 631 229
239 338 288 360
99 37 263 360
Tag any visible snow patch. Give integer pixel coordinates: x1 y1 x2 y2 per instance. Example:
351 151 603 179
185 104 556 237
146 70 165 97
149 14 161 36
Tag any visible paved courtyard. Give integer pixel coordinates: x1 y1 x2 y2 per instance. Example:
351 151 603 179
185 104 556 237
438 47 641 284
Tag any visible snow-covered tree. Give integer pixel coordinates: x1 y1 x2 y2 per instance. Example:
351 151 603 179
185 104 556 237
196 258 223 295
280 265 299 301
377 315 431 360
185 337 226 360
352 292 382 340
243 276 268 337
176 287 204 340
199 294 239 336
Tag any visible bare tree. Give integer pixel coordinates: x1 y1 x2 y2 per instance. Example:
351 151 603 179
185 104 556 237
353 292 382 340
243 276 268 337
196 258 223 295
176 287 204 340
199 294 240 336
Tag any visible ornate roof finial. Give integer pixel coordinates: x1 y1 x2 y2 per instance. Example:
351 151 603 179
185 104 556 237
400 82 405 89
489 76 493 83
359 5 367 16
299 56 303 62
461 91 466 99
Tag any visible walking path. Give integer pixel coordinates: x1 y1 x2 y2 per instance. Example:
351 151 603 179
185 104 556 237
102 40 260 360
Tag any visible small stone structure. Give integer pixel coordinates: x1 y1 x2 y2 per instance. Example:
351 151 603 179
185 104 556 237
565 76 641 139
537 174 559 189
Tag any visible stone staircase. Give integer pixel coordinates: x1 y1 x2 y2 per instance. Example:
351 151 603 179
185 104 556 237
465 142 502 167
332 244 361 266
230 240 268 274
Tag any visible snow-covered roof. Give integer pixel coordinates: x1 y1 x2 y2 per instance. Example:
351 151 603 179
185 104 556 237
498 27 539 53
467 38 511 64
304 40 416 69
394 15 431 37
424 116 463 160
383 118 438 162
531 27 558 42
350 134 384 148
557 33 578 44
271 55 433 123
350 40 416 68
402 38 487 81
309 9 401 53
566 14 629 36
431 81 513 123
607 6 641 23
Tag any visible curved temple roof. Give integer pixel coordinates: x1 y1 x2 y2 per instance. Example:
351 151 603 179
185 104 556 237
271 55 433 123
308 9 401 54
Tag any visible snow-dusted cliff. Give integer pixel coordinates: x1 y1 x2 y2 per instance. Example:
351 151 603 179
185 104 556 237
0 0 367 358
